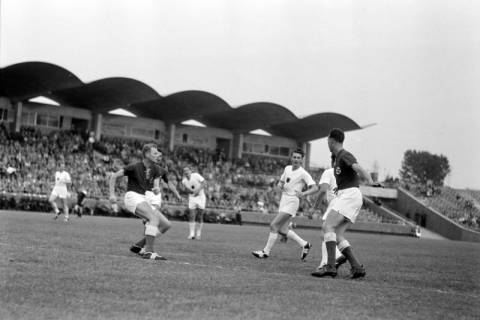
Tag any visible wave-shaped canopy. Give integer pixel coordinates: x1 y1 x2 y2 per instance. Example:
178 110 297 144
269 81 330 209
0 61 363 141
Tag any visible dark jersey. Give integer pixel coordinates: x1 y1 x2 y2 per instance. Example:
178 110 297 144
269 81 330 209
333 149 360 190
77 191 86 206
123 162 168 194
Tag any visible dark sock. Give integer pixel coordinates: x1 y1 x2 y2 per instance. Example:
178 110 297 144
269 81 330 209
134 238 146 248
341 247 361 268
145 235 155 253
326 241 337 267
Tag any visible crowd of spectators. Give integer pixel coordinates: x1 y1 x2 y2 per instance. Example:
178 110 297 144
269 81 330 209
415 186 480 231
1 126 393 223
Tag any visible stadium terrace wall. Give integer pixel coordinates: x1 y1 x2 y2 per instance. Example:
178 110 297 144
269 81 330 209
102 114 166 142
237 212 416 237
174 124 233 151
393 188 480 242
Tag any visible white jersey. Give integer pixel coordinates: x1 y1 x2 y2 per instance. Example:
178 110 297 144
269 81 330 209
54 171 71 188
280 165 316 197
182 172 205 198
319 168 337 203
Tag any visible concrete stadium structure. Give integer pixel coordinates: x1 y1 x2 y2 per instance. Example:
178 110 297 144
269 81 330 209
1 61 365 167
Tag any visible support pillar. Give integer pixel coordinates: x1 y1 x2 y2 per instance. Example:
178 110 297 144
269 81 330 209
232 133 244 159
167 124 176 152
13 101 22 133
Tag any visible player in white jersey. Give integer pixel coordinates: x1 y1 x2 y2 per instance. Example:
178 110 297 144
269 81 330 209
314 155 346 270
181 167 207 240
252 149 318 260
49 161 72 222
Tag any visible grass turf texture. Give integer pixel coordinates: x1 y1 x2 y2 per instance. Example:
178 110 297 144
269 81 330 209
1 210 479 320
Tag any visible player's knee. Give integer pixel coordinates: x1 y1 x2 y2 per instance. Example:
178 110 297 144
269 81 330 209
337 239 350 251
324 231 336 243
159 220 172 233
269 223 279 232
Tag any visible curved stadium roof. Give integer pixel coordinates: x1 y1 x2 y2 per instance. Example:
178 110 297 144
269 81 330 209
0 61 363 141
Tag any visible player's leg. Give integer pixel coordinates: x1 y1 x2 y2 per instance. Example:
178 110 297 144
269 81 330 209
187 206 196 239
134 202 166 260
61 197 69 222
278 220 290 242
252 212 291 258
49 192 60 219
284 221 312 260
195 208 205 240
311 210 345 277
336 221 365 278
318 223 345 269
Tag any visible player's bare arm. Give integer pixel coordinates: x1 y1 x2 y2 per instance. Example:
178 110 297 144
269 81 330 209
351 163 375 185
296 184 319 198
109 169 125 202
168 181 182 200
315 183 330 206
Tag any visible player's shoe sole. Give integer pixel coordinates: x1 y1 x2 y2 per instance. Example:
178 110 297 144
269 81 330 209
350 265 366 279
142 252 167 260
311 265 337 278
130 245 143 255
252 250 269 258
301 242 312 260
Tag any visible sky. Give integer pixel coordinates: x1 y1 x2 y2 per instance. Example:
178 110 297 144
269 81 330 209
1 0 479 189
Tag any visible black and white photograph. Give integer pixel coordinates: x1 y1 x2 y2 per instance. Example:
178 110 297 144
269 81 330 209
1 1 479 319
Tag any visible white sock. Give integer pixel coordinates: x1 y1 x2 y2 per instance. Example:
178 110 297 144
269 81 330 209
287 230 307 247
189 222 195 236
320 241 344 267
320 241 328 267
195 223 203 237
263 232 278 254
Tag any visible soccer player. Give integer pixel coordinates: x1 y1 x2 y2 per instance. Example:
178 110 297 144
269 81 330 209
311 128 376 279
314 154 345 270
181 167 207 240
109 143 181 260
49 161 72 222
73 188 87 217
252 148 318 260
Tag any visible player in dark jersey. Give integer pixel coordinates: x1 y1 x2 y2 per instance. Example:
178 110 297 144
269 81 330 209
109 143 181 260
73 188 87 217
311 128 377 279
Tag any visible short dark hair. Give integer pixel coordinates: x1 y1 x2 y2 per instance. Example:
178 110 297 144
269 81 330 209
142 143 158 157
292 148 305 157
328 128 345 143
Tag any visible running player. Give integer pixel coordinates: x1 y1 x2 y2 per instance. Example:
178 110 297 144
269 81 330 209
109 143 181 260
311 128 376 279
181 167 207 240
252 148 318 260
49 161 72 222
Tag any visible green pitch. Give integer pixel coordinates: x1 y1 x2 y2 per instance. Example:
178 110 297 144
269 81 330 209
1 211 479 320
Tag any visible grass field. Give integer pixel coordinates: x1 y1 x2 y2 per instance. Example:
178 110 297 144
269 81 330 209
1 210 479 320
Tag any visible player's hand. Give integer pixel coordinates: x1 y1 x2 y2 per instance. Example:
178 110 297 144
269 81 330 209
295 190 304 198
152 187 161 195
109 195 117 204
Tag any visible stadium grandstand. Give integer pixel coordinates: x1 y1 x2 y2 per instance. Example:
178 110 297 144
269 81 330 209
1 61 479 242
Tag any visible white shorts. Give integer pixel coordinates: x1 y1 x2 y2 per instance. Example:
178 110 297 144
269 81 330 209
124 191 148 214
145 191 162 208
188 193 206 210
278 195 300 216
328 187 363 223
51 186 68 199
